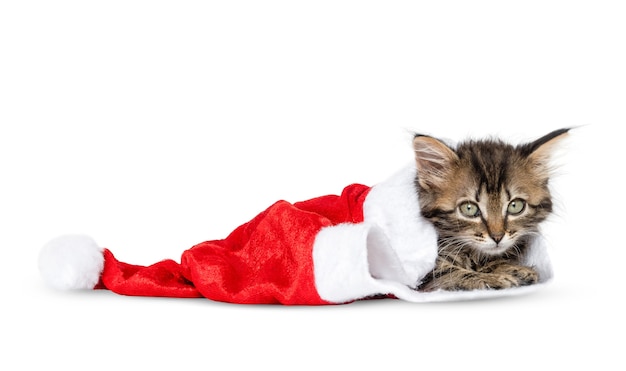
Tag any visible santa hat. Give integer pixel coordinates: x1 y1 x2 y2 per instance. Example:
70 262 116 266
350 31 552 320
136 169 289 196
38 165 553 305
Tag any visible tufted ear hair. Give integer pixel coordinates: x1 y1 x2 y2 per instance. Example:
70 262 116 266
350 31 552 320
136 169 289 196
519 128 570 175
413 134 459 190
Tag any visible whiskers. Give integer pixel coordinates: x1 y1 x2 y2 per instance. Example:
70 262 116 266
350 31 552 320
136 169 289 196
432 235 474 275
438 235 474 256
505 230 539 259
420 235 475 291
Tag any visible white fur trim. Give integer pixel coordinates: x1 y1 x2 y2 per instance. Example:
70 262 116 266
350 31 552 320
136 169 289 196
362 164 439 286
313 165 440 303
313 223 416 303
383 280 551 302
38 235 104 290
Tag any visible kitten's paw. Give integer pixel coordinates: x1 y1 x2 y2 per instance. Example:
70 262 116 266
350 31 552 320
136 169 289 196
514 266 539 285
418 265 539 292
461 266 538 290
491 265 539 288
426 272 519 291
471 274 519 290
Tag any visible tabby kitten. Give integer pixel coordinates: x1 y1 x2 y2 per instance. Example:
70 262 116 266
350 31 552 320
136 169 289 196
415 128 569 292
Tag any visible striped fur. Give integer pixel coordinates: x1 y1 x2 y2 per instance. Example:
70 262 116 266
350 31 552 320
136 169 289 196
415 129 569 292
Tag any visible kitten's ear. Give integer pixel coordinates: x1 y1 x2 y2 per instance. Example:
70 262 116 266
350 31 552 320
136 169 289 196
413 134 458 190
523 128 570 167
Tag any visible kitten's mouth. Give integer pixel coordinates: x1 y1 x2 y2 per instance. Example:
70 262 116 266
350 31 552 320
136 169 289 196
482 245 510 256
475 240 514 256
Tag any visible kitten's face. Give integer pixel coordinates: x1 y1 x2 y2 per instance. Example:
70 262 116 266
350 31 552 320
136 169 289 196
414 129 568 256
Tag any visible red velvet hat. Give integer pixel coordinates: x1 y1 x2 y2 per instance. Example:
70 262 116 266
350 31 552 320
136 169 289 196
39 166 553 304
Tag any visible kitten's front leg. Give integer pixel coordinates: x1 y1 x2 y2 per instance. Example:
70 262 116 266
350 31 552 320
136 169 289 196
419 260 539 292
479 262 539 288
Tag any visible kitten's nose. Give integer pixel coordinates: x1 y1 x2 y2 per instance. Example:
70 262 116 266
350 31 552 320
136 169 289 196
490 232 505 244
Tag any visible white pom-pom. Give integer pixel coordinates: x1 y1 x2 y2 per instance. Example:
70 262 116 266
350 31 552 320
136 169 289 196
38 235 104 290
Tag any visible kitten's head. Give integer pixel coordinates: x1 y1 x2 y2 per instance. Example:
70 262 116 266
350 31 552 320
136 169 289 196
414 129 569 256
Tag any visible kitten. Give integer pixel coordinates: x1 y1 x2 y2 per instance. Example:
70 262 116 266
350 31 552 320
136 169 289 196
415 128 569 292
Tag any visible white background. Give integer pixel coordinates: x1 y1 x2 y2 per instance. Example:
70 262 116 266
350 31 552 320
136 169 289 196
1 1 624 370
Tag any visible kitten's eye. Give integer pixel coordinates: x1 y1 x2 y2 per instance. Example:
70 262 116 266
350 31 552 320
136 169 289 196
459 202 481 218
507 199 526 215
